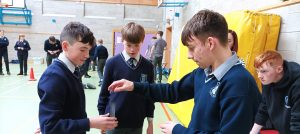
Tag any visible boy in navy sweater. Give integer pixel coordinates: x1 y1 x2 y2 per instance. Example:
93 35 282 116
98 22 155 134
38 22 118 134
0 30 10 75
108 10 261 134
250 50 300 134
93 39 108 85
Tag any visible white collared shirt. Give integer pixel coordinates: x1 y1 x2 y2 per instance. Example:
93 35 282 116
122 50 140 66
58 52 76 73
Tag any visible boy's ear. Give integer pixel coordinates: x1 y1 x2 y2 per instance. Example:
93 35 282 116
276 65 283 74
207 37 215 50
61 41 69 51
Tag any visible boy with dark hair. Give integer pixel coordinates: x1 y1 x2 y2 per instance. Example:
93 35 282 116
152 30 166 83
44 36 62 66
98 22 155 134
38 22 118 134
0 29 10 75
108 10 261 133
250 50 300 134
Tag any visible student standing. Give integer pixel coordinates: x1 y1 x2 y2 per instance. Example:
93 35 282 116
93 39 108 86
38 22 118 134
152 31 167 83
98 22 155 134
0 30 10 75
108 10 261 134
14 34 30 76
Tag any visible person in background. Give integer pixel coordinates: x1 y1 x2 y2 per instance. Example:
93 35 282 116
93 39 108 86
228 29 238 52
44 36 62 66
14 34 31 76
38 22 118 134
228 29 245 66
107 10 261 134
145 36 156 62
250 50 300 134
98 22 155 134
0 30 10 75
90 42 97 71
152 31 167 83
81 41 96 78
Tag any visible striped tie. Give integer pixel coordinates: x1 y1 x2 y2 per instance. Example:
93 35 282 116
127 58 136 68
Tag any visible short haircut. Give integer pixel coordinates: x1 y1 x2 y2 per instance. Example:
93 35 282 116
19 34 25 40
121 22 145 44
254 50 283 68
98 39 103 44
181 9 228 46
49 36 56 42
228 29 238 52
60 22 95 47
157 31 163 37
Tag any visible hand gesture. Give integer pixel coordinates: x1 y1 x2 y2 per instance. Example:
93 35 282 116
159 121 177 134
89 113 118 131
108 79 134 92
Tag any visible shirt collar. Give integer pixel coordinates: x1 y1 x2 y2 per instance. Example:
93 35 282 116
122 50 140 62
58 52 76 73
204 52 239 81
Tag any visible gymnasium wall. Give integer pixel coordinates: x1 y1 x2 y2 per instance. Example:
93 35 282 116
167 0 300 66
1 0 163 62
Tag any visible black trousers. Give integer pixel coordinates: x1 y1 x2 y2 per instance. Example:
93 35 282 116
17 53 28 74
153 56 163 81
0 49 10 73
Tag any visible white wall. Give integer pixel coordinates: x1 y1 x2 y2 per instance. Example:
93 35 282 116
264 4 300 63
166 0 300 65
1 0 163 61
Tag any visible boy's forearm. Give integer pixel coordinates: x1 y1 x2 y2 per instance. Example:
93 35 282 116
250 123 263 134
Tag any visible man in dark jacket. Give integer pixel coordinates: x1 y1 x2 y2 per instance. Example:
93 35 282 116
250 50 300 134
0 30 10 75
44 36 62 66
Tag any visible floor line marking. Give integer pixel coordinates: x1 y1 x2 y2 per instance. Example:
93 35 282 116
160 102 172 121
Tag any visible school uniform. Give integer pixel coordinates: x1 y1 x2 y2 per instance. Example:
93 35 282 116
38 53 90 134
14 40 31 75
98 51 154 133
93 44 108 83
132 53 261 133
0 36 10 74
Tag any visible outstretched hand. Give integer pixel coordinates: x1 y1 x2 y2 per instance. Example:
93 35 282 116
108 79 134 92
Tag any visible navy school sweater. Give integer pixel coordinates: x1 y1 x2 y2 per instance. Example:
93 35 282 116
134 64 261 133
38 60 89 134
98 54 154 128
0 36 9 50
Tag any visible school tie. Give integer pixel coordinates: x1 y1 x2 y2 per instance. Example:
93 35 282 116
127 58 136 68
205 74 215 83
74 67 80 78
